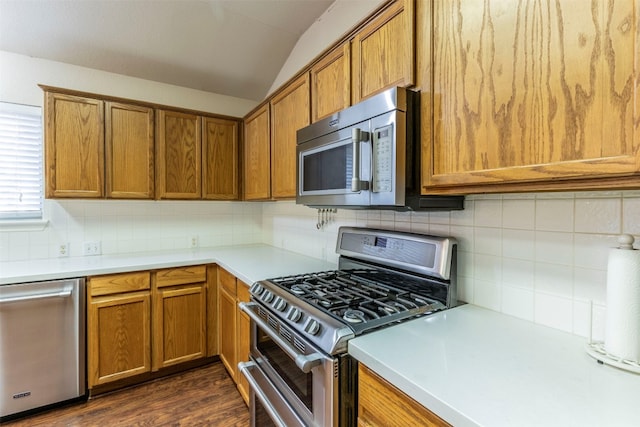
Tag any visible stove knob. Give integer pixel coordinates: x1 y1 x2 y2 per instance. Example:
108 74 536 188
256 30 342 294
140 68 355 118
287 307 302 322
261 290 274 303
273 297 287 312
250 283 264 296
304 319 321 336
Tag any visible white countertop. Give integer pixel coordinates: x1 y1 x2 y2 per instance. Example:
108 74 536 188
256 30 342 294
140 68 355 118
0 244 335 286
349 304 640 427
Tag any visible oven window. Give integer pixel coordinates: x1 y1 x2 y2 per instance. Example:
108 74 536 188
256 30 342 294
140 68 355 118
302 142 352 192
257 328 313 410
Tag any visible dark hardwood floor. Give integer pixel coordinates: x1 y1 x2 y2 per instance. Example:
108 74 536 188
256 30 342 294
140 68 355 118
1 362 250 427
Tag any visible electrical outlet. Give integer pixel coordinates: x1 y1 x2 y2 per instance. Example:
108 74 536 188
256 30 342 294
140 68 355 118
83 241 102 256
190 236 199 248
58 242 70 257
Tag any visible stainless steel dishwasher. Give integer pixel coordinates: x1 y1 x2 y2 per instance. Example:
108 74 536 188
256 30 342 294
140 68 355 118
0 278 86 421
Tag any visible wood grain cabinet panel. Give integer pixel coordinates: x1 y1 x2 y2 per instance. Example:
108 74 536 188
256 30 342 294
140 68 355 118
243 104 271 200
154 265 207 288
358 364 450 427
424 0 640 193
218 279 238 381
152 283 206 370
270 73 310 199
217 268 251 404
311 43 351 122
45 92 104 198
87 273 152 388
236 280 251 405
105 102 155 199
202 117 239 200
351 0 415 104
206 265 219 357
156 109 202 199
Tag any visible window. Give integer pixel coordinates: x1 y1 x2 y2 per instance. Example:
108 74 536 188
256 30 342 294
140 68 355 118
0 102 43 220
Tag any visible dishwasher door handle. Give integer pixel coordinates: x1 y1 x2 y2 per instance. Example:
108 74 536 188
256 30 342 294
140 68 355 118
0 288 72 304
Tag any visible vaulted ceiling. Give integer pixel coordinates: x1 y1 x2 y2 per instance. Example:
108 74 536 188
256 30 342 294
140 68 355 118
0 0 334 101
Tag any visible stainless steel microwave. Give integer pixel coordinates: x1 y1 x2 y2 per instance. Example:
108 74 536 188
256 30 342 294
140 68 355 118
296 87 464 211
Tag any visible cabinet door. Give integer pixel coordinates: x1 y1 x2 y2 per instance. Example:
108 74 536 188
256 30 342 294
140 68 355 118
88 291 151 387
236 281 251 404
218 285 238 381
358 364 450 427
311 43 351 122
44 92 104 198
243 104 271 200
270 74 310 199
156 109 202 199
202 117 239 200
105 102 155 199
426 0 640 193
351 0 415 104
152 284 206 371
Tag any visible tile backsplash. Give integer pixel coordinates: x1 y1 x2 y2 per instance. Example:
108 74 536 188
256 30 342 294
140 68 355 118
0 199 263 261
263 191 640 341
3 190 639 340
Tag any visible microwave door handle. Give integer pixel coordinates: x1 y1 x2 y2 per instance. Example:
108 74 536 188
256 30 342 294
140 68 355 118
239 302 326 373
351 128 370 192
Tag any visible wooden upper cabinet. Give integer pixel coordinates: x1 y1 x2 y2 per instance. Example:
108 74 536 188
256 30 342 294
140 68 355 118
45 92 104 198
243 103 271 200
105 102 155 199
425 0 640 193
270 74 311 199
202 117 239 200
310 43 351 122
156 109 202 199
351 0 415 104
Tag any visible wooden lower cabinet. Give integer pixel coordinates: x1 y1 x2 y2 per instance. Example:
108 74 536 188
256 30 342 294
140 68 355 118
87 272 152 388
358 364 450 427
217 267 251 404
236 281 251 404
218 275 238 381
88 265 214 391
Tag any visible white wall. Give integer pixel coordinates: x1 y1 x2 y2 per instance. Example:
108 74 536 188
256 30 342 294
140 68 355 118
267 0 385 95
0 50 257 116
263 191 640 341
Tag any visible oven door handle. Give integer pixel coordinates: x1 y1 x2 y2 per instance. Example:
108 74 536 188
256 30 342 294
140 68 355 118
239 361 288 427
239 302 326 373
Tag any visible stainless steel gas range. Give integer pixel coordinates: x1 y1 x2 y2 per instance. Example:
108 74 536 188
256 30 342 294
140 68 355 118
239 227 458 427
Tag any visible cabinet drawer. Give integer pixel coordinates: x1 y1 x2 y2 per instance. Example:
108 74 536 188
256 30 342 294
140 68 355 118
155 265 207 288
89 271 150 296
237 280 251 303
218 267 237 295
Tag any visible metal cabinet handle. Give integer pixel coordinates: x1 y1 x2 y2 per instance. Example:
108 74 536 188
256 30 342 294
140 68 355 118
351 127 370 192
239 302 326 373
0 289 72 304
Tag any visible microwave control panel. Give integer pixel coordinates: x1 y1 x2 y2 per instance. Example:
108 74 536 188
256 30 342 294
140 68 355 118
372 124 393 193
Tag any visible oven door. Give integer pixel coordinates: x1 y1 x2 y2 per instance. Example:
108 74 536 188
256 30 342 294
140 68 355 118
239 302 338 427
297 121 371 207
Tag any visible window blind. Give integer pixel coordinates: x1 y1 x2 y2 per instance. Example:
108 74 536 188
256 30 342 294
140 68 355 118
0 102 43 220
